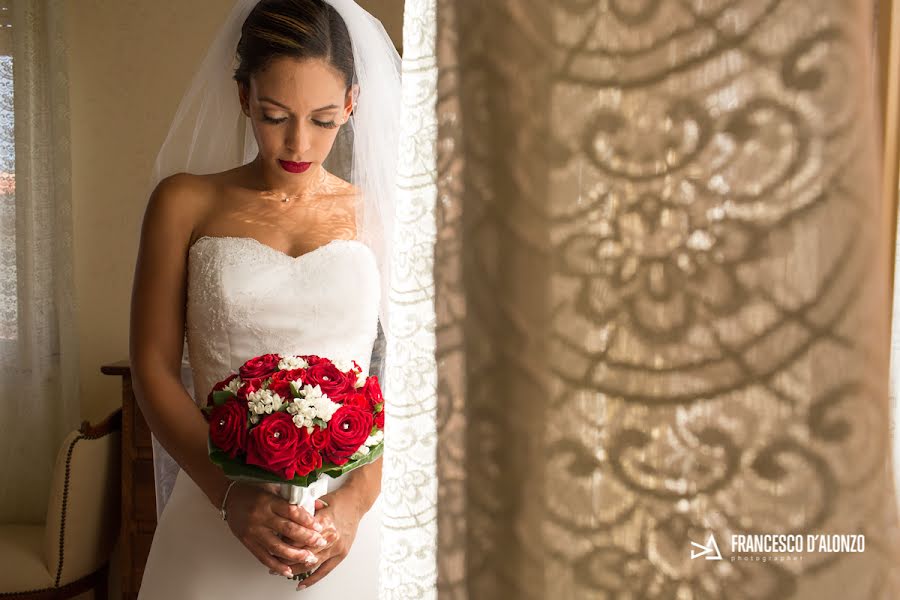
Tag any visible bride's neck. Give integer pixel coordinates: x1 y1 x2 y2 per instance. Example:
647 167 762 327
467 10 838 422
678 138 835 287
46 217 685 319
247 156 326 200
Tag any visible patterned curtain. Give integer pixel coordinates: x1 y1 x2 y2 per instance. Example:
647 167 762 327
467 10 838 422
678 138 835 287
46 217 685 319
436 1 900 599
0 0 78 522
380 0 439 598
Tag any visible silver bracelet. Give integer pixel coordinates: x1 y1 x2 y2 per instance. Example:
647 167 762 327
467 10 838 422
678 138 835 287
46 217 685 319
219 480 238 521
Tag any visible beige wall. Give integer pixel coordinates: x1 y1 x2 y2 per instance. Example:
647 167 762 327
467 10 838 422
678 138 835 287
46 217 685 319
67 0 404 423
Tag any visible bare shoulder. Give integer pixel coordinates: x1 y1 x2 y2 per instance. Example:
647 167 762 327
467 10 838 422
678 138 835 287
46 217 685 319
141 172 216 247
130 172 218 375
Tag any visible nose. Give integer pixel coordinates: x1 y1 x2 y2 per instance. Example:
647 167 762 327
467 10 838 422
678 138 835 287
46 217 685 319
285 120 312 156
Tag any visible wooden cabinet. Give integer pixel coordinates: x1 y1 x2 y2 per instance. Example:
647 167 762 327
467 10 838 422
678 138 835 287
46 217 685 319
101 360 157 600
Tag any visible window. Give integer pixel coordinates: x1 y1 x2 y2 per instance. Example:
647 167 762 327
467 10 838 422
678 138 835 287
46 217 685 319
0 1 12 341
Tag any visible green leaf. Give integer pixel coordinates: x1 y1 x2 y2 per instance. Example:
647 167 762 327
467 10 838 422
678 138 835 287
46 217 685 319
313 417 327 429
374 402 384 413
212 390 235 406
319 443 384 478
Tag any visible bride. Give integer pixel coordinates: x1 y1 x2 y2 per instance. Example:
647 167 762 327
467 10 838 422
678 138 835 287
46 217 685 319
128 0 399 597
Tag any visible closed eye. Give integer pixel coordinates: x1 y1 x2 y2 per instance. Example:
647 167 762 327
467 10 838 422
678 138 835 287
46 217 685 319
262 116 338 129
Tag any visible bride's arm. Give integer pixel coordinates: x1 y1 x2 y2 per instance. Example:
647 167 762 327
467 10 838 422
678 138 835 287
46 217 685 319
336 455 382 515
129 174 229 510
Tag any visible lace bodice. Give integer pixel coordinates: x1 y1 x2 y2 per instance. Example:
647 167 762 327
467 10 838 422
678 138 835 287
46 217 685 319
185 236 381 405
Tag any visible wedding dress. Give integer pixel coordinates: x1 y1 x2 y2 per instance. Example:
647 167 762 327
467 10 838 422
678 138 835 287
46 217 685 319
137 235 383 599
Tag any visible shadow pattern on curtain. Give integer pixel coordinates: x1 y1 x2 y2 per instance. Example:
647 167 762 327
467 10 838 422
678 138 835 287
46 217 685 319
437 1 900 598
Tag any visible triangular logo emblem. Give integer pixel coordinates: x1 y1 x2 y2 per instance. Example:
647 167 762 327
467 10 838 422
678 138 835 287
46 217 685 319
691 534 723 560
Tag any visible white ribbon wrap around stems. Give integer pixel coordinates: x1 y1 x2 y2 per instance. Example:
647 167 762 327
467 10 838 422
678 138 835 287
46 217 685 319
279 477 330 516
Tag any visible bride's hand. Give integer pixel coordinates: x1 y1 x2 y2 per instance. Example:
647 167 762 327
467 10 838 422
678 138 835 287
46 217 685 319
286 490 365 589
222 482 328 577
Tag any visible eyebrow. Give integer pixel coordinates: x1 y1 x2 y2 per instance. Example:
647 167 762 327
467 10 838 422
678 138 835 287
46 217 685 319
258 97 340 112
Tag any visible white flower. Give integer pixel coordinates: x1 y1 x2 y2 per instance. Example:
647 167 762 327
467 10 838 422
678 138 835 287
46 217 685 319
225 378 243 395
247 389 284 416
332 357 356 374
288 407 314 430
350 443 371 461
354 371 366 389
365 430 384 447
286 384 340 429
303 384 328 401
278 355 310 370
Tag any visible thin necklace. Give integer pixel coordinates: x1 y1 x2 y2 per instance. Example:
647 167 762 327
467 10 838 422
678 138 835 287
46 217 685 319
280 167 327 202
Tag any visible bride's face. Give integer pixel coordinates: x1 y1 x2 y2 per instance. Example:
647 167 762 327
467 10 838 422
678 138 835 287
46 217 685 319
239 56 353 179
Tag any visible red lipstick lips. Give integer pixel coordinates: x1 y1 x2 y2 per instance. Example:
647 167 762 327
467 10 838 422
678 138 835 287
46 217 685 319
278 160 312 174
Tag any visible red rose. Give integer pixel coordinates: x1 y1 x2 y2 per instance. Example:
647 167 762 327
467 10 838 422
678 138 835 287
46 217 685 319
268 369 305 399
206 373 240 407
294 433 323 477
305 361 354 397
208 399 247 459
337 392 369 409
246 412 299 478
323 405 373 466
362 376 384 411
309 426 330 450
239 353 281 381
363 377 385 429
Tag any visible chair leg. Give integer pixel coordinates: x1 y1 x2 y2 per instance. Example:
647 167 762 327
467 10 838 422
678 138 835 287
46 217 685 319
94 563 109 600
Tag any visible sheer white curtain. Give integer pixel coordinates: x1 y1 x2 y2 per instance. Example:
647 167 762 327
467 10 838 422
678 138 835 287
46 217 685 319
379 0 439 598
0 0 79 523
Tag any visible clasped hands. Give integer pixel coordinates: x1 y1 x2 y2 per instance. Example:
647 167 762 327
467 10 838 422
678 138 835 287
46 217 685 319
224 483 363 590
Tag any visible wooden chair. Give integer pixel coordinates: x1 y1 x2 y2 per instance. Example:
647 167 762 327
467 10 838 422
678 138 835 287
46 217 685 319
0 410 122 599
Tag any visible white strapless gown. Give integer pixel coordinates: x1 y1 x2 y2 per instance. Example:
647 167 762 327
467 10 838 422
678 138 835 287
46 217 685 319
138 236 383 599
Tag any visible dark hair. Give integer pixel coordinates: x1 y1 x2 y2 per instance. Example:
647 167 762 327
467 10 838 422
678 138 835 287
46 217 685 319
233 0 354 89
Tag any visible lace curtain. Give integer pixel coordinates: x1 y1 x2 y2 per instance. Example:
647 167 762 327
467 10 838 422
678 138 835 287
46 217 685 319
379 0 439 598
435 1 900 598
0 0 78 523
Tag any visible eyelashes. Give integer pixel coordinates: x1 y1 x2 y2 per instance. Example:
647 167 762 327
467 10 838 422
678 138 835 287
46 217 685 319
261 115 339 129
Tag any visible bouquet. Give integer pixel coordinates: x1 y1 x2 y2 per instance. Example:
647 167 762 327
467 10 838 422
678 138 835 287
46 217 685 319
202 352 385 519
